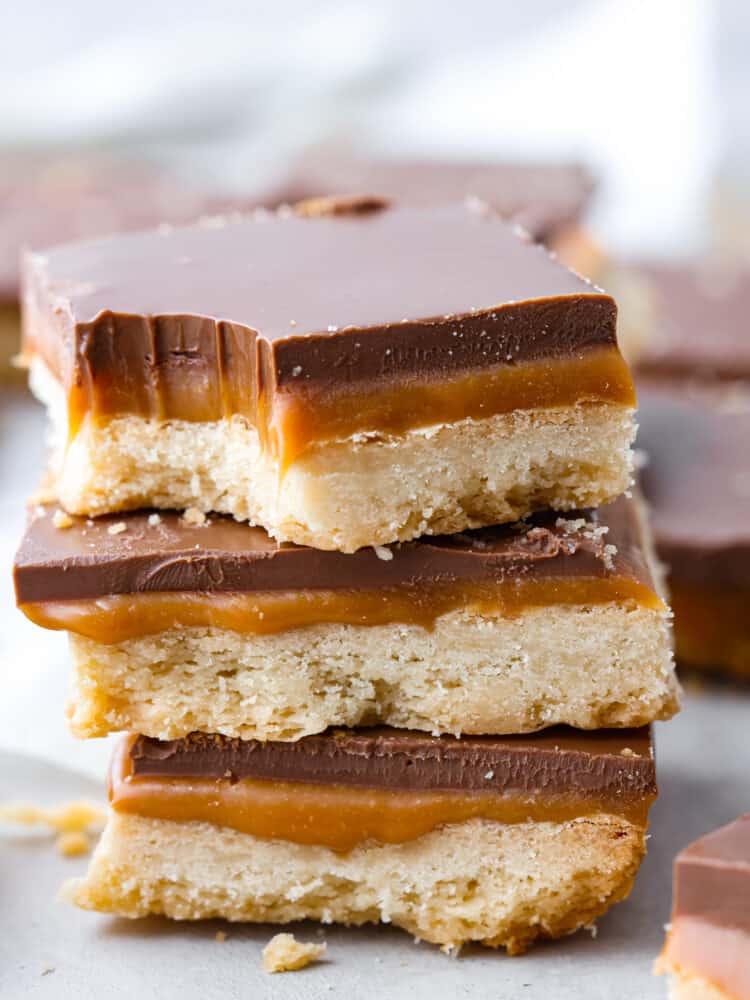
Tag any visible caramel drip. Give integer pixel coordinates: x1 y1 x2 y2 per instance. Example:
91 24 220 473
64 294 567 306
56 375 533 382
110 740 653 851
20 575 663 644
65 347 635 466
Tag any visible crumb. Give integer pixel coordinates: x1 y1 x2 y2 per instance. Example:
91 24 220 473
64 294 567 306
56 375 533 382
373 545 394 562
33 505 46 519
484 770 494 780
291 365 303 377
107 521 127 535
620 747 640 758
147 513 162 527
440 943 462 957
182 506 207 526
262 933 326 974
0 800 105 834
601 543 618 571
56 831 90 857
52 510 74 529
585 921 598 939
41 965 55 976
215 931 227 943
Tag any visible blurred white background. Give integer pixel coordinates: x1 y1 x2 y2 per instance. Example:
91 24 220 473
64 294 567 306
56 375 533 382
2 0 743 256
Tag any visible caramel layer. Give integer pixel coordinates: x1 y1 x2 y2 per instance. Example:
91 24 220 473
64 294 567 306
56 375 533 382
65 348 635 467
263 348 636 466
669 580 750 675
20 575 662 644
110 740 653 851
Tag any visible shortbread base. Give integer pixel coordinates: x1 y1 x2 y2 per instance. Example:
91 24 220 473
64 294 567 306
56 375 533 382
66 604 678 741
31 357 635 551
65 811 647 953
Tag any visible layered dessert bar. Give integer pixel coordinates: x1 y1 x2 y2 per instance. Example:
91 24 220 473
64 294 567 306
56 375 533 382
14 496 678 741
633 262 750 382
66 726 657 954
21 199 636 551
0 154 258 379
281 154 599 272
657 814 750 999
638 383 750 677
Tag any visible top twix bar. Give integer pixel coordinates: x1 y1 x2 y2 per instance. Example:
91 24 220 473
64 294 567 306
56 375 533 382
21 198 634 552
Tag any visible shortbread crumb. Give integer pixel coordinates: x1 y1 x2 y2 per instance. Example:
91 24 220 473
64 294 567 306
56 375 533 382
262 933 327 973
0 800 105 834
52 509 74 529
215 930 227 943
373 545 393 561
182 507 207 526
56 831 91 857
147 513 162 527
107 522 127 536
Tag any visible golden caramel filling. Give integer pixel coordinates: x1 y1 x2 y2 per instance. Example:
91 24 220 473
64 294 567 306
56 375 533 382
110 743 652 852
669 581 750 674
20 575 663 644
64 348 635 465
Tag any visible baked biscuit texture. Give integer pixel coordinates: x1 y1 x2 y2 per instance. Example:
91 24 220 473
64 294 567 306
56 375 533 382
33 356 634 551
66 604 678 741
65 812 647 953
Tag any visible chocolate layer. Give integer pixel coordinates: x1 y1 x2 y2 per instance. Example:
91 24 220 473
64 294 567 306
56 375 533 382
22 201 617 408
663 815 750 999
14 496 654 604
129 726 655 798
280 155 594 243
637 381 750 587
673 814 750 928
634 262 750 381
0 154 264 304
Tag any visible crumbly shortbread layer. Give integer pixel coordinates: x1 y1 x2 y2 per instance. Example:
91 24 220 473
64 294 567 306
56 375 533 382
65 812 647 953
67 604 678 741
31 357 635 551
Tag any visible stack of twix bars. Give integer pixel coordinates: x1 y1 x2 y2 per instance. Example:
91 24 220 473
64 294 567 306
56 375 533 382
14 197 680 954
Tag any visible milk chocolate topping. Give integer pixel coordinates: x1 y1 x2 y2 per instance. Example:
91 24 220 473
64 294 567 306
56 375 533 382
673 814 750 928
14 496 653 604
280 156 594 242
129 726 656 797
22 201 617 405
635 262 750 381
637 381 750 587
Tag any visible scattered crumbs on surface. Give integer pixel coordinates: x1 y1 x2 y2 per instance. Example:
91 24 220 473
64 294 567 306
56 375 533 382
484 770 494 780
56 831 91 857
585 922 598 939
0 799 105 834
439 943 462 958
182 507 207 527
147 513 162 527
620 747 640 758
107 521 127 535
41 966 55 977
262 933 327 974
289 319 297 327
373 545 394 562
291 365 303 377
52 509 73 529
215 931 227 943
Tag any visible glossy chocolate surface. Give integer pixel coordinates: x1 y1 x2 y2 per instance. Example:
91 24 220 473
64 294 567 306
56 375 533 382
280 155 594 242
22 201 617 405
14 496 654 604
129 726 656 797
637 381 750 587
635 261 750 381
